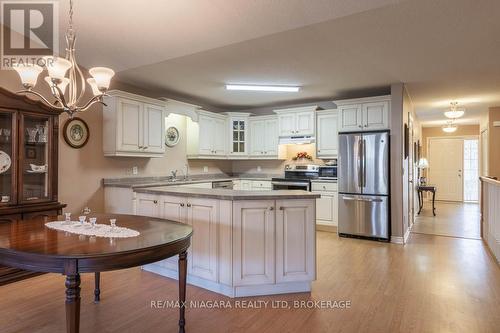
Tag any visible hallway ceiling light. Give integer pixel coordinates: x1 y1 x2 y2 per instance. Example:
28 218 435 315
444 101 465 119
442 121 458 133
225 84 300 92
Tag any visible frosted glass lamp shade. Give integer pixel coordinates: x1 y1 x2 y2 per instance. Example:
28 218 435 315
444 109 465 119
44 76 70 94
417 158 429 169
43 56 72 81
89 67 114 90
86 78 101 96
13 63 43 88
442 124 457 133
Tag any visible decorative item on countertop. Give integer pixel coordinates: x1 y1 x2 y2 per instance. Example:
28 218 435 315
63 117 89 148
165 126 180 147
0 150 12 174
292 151 313 161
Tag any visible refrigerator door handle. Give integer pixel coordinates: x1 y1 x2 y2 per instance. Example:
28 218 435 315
342 196 357 201
363 139 367 188
357 139 363 187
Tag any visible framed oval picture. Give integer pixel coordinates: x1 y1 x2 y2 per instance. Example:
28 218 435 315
165 126 180 147
63 117 90 149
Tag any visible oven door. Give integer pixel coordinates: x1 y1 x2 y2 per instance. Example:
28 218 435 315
271 181 310 191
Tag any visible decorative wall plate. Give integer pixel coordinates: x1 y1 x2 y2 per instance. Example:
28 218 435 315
165 126 180 147
63 117 89 149
0 150 11 174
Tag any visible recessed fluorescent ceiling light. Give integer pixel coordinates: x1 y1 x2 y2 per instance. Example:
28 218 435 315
225 84 300 92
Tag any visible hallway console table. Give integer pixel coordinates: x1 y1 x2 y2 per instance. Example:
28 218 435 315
417 185 437 216
0 214 193 333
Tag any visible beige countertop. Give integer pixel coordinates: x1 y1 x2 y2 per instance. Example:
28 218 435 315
102 174 278 189
134 186 320 200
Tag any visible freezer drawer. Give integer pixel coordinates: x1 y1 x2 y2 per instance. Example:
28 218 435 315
338 194 389 239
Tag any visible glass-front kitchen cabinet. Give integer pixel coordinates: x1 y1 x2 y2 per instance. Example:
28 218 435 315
227 113 251 157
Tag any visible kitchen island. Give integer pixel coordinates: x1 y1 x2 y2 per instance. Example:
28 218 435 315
133 186 320 297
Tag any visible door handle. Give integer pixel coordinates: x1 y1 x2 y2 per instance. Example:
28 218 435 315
342 196 357 201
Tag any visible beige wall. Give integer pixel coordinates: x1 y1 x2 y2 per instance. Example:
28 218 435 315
421 125 480 158
488 107 500 178
0 69 230 213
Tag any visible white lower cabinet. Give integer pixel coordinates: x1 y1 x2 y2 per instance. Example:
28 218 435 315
136 194 159 217
233 200 275 286
186 198 218 281
276 200 316 282
311 181 338 228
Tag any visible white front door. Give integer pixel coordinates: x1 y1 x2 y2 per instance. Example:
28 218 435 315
429 138 464 201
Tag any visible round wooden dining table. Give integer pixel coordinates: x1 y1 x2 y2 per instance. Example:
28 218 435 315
0 214 193 333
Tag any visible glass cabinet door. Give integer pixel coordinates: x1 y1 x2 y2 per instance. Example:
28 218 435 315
20 114 52 203
0 110 16 206
232 120 246 153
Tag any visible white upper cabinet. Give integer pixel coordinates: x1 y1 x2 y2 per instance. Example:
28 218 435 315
335 96 390 132
187 111 227 158
316 110 338 158
226 113 251 158
249 116 278 158
103 90 166 157
275 106 317 137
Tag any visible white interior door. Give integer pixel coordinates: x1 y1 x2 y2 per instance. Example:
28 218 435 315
429 138 464 201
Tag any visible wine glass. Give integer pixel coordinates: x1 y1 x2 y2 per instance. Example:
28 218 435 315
89 217 97 229
75 215 86 228
110 219 119 233
63 212 72 225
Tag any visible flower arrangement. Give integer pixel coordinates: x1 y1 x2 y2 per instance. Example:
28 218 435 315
292 152 313 161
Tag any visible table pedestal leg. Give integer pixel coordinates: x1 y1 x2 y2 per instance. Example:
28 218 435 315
65 274 81 333
417 190 422 215
178 251 187 333
94 272 101 303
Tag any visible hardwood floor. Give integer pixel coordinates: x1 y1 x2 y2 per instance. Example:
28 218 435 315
413 201 481 239
1 232 499 333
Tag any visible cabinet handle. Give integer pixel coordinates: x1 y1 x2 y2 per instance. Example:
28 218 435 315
364 125 368 128
279 207 284 210
358 125 363 128
318 150 321 152
180 203 185 207
269 207 274 211
187 203 191 207
153 200 158 204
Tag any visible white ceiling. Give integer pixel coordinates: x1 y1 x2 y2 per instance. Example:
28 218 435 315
47 0 500 124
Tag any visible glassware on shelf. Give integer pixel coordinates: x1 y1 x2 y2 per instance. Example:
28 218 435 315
26 127 38 143
36 124 48 143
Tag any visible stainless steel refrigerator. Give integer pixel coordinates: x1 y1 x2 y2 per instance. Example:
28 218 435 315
338 131 390 241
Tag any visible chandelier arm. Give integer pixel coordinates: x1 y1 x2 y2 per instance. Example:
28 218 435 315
48 84 66 106
77 94 105 112
16 90 64 110
53 85 69 109
74 62 86 106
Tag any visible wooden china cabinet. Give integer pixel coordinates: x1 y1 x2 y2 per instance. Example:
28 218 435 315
0 87 66 285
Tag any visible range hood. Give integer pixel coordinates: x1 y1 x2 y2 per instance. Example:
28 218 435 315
279 136 316 145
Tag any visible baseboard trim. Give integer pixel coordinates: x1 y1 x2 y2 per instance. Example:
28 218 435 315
142 263 312 298
391 236 404 244
316 224 337 233
404 226 412 244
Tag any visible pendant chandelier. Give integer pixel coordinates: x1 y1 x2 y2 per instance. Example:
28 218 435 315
444 101 465 119
442 120 458 133
12 0 114 117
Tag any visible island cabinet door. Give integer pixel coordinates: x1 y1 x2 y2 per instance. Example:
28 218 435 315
136 193 160 218
233 200 275 286
158 195 188 272
275 200 316 283
186 197 219 282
